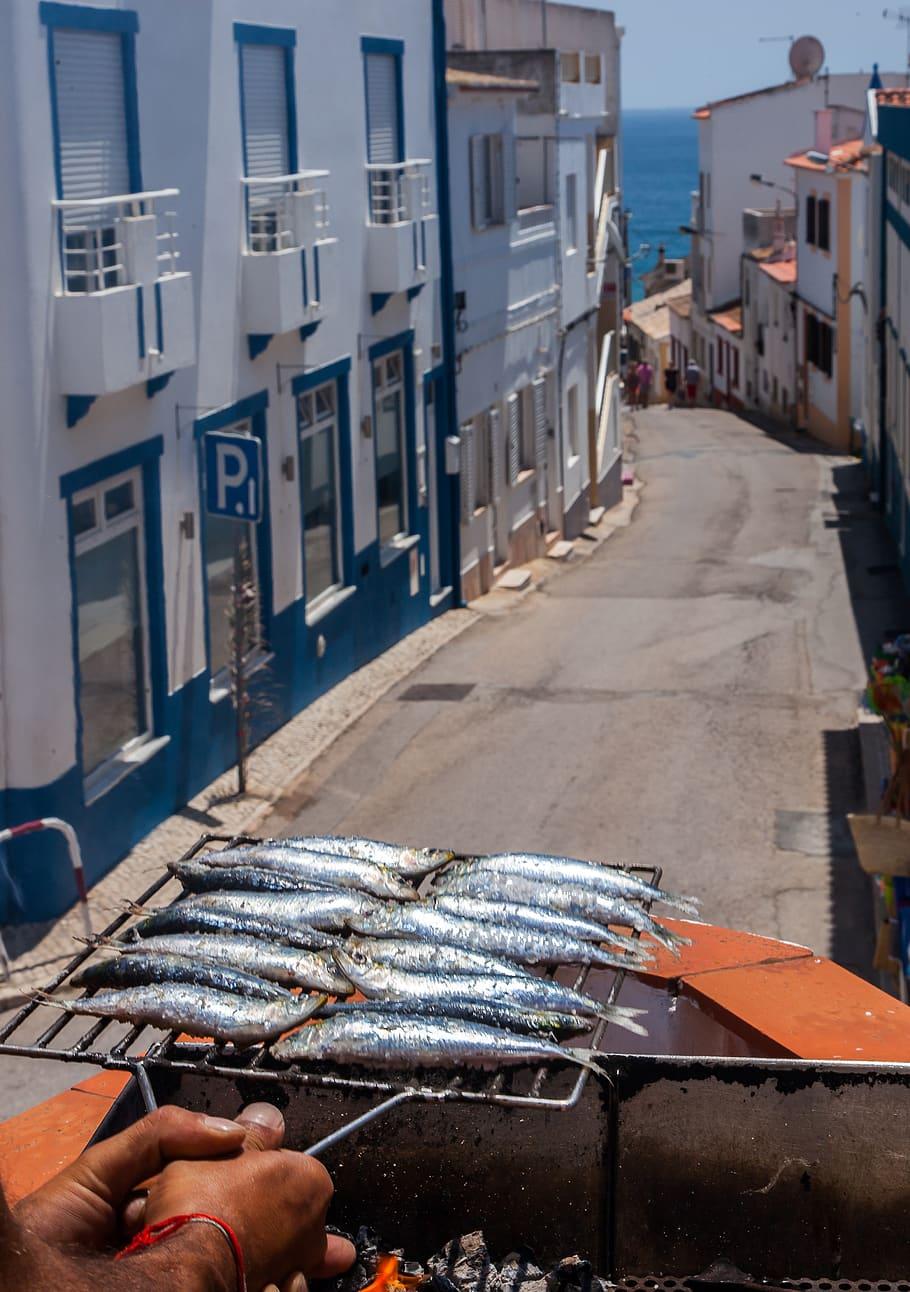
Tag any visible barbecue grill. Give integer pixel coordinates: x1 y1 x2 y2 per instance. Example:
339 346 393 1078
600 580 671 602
4 834 910 1280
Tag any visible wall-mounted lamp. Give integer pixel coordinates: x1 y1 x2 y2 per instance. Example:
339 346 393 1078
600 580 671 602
282 455 296 482
180 512 195 541
361 415 373 439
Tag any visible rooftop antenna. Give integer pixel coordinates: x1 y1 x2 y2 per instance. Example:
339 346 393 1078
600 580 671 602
883 8 910 81
789 35 826 80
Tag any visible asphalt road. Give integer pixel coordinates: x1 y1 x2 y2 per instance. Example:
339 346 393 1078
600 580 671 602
268 406 909 976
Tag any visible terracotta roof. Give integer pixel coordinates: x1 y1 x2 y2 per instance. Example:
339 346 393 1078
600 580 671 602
786 135 867 174
710 304 743 336
693 78 810 120
446 67 538 93
878 89 910 106
625 280 693 342
760 259 797 285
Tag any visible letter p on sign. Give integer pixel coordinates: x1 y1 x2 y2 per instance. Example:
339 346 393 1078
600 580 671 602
205 431 262 523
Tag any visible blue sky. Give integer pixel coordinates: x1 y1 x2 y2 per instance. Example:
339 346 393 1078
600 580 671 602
550 0 907 109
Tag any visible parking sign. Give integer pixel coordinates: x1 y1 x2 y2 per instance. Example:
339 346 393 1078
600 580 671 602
204 431 262 522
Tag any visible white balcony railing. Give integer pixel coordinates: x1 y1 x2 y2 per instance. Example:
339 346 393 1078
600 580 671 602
52 189 181 295
517 204 556 234
241 171 330 254
366 159 433 225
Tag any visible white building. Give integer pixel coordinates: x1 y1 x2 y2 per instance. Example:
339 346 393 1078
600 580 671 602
0 0 454 921
445 0 625 586
741 247 797 424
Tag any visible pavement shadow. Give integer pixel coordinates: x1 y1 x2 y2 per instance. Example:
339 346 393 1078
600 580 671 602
823 727 875 982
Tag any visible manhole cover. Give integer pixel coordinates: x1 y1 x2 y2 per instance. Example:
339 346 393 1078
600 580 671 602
399 683 476 702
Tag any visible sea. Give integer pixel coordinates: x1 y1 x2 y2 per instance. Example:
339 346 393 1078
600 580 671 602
622 108 699 302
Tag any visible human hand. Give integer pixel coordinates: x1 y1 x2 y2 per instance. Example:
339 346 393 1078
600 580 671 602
14 1103 248 1250
142 1105 355 1290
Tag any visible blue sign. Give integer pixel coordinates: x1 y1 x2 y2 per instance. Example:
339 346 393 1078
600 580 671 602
205 432 262 522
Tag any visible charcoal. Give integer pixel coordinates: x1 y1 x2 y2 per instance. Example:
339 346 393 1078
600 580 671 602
499 1250 544 1292
427 1230 502 1292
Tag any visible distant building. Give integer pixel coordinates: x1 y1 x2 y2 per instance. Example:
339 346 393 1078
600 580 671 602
741 245 797 424
624 280 692 403
640 246 689 299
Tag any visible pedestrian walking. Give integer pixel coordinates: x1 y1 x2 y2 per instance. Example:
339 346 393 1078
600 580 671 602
625 360 640 410
664 362 679 409
638 359 654 410
685 358 700 405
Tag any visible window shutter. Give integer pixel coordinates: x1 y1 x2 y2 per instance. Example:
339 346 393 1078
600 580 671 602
365 53 400 164
501 133 517 221
532 377 548 500
488 133 505 224
489 407 503 502
470 135 488 230
54 29 131 205
240 44 291 179
506 393 520 486
460 424 475 521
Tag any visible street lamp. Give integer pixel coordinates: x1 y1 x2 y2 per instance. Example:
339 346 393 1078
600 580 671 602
750 173 797 201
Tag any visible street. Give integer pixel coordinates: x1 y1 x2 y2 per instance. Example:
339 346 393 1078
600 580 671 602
265 406 909 976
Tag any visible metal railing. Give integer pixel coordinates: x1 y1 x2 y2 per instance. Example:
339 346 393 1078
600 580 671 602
241 170 330 255
366 159 433 226
52 189 181 295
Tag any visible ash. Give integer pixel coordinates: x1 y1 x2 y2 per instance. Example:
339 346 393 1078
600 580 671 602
315 1229 616 1292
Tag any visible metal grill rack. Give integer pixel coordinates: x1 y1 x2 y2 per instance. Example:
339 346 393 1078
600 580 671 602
0 833 661 1154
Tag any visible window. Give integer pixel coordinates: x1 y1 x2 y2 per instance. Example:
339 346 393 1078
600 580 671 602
717 340 724 377
773 376 779 405
474 414 491 508
363 40 404 223
817 197 831 252
732 347 740 390
805 312 834 378
71 471 150 779
567 384 580 460
374 351 407 545
297 382 341 605
516 136 555 213
565 173 578 252
235 26 297 254
806 194 817 246
200 420 264 679
470 133 506 230
889 157 901 195
903 164 910 205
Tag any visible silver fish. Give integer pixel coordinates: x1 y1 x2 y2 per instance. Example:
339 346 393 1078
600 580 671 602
101 933 352 995
183 889 378 932
273 1011 606 1071
333 949 647 1033
128 901 338 951
281 835 454 880
430 895 652 959
449 854 699 914
170 860 338 897
39 984 324 1048
71 951 292 1002
347 936 531 979
434 872 689 955
348 904 639 971
318 998 591 1038
195 845 417 901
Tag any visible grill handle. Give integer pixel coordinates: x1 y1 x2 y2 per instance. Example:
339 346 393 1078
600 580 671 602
304 1089 424 1157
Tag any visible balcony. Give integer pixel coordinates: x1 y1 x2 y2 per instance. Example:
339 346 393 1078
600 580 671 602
366 160 439 305
559 51 607 120
241 172 338 354
53 189 195 410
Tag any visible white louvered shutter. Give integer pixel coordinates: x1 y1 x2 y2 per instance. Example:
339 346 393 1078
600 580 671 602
365 53 400 164
532 377 548 504
460 425 475 522
489 407 503 502
470 135 487 230
54 29 130 207
241 44 290 178
506 393 520 486
488 133 505 223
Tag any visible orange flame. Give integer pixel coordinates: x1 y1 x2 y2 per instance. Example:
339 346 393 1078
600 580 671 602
359 1254 425 1292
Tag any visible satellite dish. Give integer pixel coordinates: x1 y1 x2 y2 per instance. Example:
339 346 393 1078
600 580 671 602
789 35 825 80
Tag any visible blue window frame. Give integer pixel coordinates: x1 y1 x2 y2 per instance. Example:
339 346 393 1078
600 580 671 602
194 393 274 686
369 331 418 549
292 358 355 607
60 437 167 793
235 23 298 254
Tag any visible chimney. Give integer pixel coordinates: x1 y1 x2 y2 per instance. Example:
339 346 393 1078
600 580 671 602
814 108 833 156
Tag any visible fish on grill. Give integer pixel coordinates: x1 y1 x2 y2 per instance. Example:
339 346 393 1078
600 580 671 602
430 895 652 958
126 901 339 952
348 904 643 970
179 889 379 932
433 871 690 955
98 933 352 995
191 845 417 901
273 1010 606 1072
347 936 532 979
281 835 454 880
333 949 648 1033
38 983 325 1048
447 853 699 914
71 951 293 1002
318 998 591 1038
169 860 339 897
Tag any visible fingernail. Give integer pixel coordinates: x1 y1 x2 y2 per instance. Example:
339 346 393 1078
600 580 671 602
236 1102 284 1132
264 1285 280 1292
202 1115 243 1135
289 1276 308 1292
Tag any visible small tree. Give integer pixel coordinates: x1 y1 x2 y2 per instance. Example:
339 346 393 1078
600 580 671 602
227 529 261 796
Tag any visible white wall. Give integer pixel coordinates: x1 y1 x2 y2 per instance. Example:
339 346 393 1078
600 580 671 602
794 168 836 317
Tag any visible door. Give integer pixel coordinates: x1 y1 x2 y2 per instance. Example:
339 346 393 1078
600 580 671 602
425 368 457 602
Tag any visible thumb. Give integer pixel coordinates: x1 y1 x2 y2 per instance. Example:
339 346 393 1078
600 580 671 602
309 1235 357 1280
234 1102 286 1151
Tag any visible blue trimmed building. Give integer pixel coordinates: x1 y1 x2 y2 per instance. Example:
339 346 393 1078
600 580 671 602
0 0 459 922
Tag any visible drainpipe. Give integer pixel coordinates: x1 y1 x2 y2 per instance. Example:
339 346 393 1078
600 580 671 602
431 0 463 601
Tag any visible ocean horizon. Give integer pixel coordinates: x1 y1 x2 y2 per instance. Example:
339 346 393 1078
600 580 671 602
622 107 699 302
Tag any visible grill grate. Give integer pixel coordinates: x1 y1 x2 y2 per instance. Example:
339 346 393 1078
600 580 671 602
0 833 660 1149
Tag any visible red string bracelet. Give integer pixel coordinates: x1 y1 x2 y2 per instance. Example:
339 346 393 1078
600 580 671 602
116 1213 247 1292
